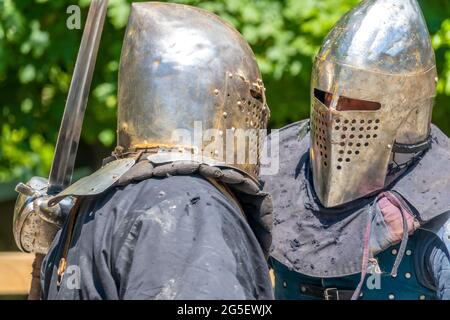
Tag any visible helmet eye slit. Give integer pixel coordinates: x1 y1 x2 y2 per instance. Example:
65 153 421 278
314 88 381 111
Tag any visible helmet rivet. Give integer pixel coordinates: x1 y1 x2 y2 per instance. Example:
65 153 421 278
223 112 228 118
214 89 219 95
387 144 392 149
229 72 233 78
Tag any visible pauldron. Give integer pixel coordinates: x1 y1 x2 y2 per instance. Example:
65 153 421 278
15 152 273 256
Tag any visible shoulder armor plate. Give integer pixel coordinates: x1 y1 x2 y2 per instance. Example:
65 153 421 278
48 158 135 206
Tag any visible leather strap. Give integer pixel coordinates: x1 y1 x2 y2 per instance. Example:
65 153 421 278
28 253 45 300
205 177 247 220
300 284 355 300
57 198 82 287
392 136 432 154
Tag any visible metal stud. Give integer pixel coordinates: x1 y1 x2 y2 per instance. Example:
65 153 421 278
300 285 306 292
283 281 287 288
391 249 398 255
405 272 412 279
388 294 395 300
419 295 426 300
406 249 412 256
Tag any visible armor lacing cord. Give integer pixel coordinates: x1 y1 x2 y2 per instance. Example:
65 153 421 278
351 207 373 300
385 192 410 277
388 151 423 177
387 137 430 177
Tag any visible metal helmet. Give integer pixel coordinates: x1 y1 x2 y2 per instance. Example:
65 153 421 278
310 0 437 207
117 2 269 179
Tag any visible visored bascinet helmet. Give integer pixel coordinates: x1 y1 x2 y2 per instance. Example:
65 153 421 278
310 0 437 207
117 2 269 180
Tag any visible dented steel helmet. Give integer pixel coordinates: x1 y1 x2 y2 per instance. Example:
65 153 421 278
117 2 269 179
310 0 437 207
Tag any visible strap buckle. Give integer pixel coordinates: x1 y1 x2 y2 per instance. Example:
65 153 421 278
324 288 339 300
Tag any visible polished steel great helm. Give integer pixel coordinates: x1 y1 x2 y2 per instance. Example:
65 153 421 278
310 0 437 207
117 2 269 179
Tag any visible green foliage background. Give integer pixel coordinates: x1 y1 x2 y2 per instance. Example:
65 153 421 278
1 0 450 184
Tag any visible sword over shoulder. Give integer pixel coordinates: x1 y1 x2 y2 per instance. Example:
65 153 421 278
49 0 109 194
11 0 108 299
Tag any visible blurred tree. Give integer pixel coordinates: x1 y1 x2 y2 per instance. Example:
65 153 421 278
1 0 450 184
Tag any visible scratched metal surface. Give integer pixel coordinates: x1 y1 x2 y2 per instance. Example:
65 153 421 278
117 3 269 179
310 0 437 207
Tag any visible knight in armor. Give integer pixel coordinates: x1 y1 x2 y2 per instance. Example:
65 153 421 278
14 3 273 299
261 0 450 300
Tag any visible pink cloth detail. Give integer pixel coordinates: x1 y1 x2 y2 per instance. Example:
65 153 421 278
377 192 416 242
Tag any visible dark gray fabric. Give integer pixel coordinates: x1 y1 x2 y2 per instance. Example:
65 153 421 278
41 174 273 300
49 158 273 258
261 121 450 280
115 160 273 257
261 121 373 277
391 125 450 222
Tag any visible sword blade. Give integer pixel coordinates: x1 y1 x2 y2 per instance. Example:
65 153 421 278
48 0 108 195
